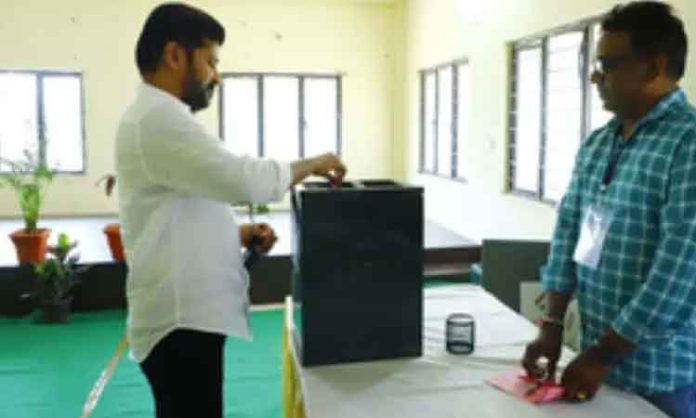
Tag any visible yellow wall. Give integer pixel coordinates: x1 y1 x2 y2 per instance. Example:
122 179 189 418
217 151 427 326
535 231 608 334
402 0 696 241
0 0 401 217
5 0 694 244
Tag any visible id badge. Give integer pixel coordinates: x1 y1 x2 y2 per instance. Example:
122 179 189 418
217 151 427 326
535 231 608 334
572 204 612 269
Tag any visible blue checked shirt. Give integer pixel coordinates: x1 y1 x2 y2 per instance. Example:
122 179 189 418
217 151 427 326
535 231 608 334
542 88 696 394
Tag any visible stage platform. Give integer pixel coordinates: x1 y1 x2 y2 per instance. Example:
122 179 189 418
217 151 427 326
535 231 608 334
0 212 480 316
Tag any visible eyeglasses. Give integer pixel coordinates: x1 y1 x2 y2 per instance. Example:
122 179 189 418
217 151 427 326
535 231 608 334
592 54 634 75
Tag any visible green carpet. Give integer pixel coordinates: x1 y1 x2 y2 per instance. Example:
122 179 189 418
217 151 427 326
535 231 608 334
1 282 455 417
0 309 284 418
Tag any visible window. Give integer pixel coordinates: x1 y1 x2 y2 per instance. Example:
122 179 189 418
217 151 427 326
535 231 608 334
419 59 469 180
589 23 613 130
508 19 612 203
0 71 85 173
220 73 341 160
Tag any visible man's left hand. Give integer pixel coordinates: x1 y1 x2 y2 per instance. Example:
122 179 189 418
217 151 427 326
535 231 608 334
561 346 612 402
241 223 277 254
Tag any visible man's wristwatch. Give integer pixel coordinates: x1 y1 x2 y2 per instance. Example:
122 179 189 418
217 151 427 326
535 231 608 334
540 315 564 328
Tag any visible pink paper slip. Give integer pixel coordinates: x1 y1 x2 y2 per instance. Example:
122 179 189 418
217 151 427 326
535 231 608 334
487 370 565 404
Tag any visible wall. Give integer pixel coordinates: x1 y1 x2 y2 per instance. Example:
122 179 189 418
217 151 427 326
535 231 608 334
401 0 696 241
5 0 692 243
0 0 401 217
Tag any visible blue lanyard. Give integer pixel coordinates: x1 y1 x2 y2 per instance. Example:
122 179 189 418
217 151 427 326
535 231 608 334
600 137 625 192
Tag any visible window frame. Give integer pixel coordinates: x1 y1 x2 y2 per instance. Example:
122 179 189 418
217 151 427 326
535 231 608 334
218 72 343 159
418 57 469 183
507 15 605 205
0 70 87 175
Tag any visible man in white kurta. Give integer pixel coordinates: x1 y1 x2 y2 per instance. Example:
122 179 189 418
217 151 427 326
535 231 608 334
116 4 346 417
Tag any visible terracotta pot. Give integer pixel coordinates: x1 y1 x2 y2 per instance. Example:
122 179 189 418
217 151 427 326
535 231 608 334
9 228 50 265
103 223 125 261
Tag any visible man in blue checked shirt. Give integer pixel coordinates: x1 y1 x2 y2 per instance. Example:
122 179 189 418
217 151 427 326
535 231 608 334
522 3 696 417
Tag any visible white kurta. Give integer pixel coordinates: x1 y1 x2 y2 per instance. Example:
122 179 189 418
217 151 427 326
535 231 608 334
115 83 291 362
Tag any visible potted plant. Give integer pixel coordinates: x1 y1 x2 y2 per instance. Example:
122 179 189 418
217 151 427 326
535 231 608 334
28 233 83 323
247 203 270 221
0 151 54 264
236 201 271 226
96 174 124 262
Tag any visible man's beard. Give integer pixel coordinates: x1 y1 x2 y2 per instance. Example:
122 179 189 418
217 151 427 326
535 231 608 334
181 70 216 113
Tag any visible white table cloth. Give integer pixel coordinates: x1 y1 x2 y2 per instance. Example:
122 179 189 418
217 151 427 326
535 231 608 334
284 284 666 418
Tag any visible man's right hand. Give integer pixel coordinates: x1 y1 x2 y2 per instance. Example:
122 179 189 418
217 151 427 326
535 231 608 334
310 153 346 183
291 153 347 186
522 322 564 381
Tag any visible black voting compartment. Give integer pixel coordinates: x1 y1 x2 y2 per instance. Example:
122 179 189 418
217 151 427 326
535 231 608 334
291 180 423 366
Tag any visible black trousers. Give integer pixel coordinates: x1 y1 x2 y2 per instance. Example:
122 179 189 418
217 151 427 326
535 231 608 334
140 329 227 418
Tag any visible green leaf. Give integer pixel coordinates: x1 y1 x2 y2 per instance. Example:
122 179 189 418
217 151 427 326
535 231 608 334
0 153 53 231
58 233 69 249
255 204 270 214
